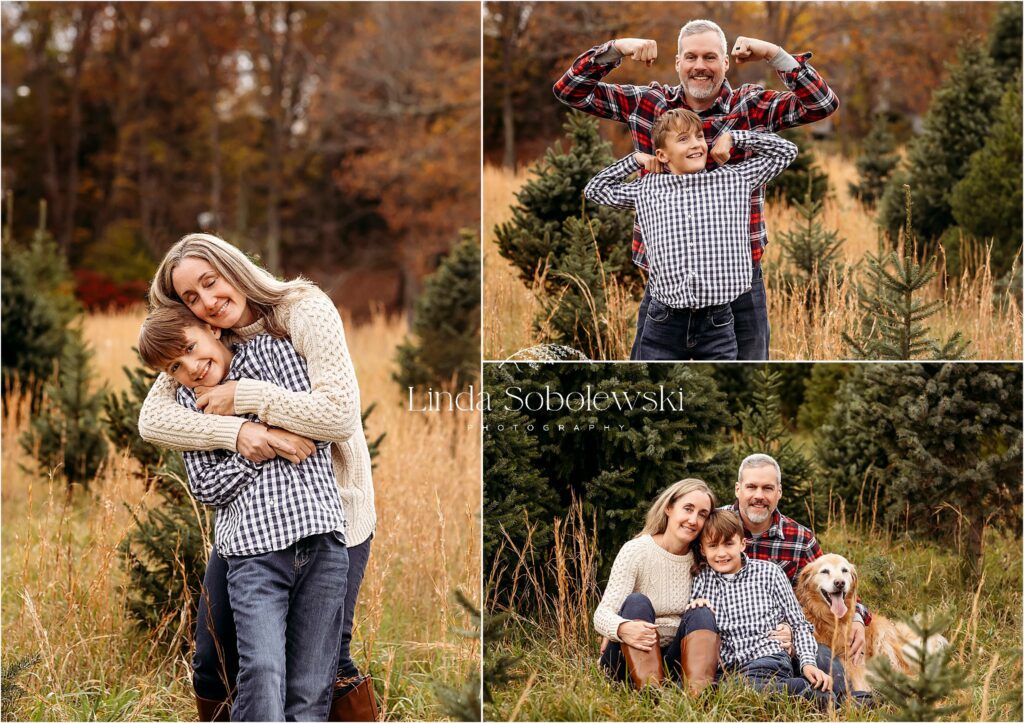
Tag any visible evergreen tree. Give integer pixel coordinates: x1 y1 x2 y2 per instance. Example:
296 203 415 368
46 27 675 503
949 75 1022 279
845 189 970 360
104 359 165 473
494 112 636 287
766 128 829 205
796 364 852 434
849 117 900 207
866 610 965 721
775 177 847 310
1 654 41 722
20 328 109 490
878 41 1002 243
394 229 481 392
733 367 820 527
1 196 81 410
988 1 1022 78
433 590 483 722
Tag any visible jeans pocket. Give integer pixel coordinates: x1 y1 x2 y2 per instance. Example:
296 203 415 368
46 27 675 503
709 303 734 328
646 297 672 324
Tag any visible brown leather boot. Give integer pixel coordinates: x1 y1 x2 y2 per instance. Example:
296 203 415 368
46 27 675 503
621 642 664 690
328 676 378 722
680 630 720 695
195 694 231 722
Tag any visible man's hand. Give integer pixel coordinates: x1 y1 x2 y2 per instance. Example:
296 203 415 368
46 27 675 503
731 36 781 65
614 38 658 66
849 620 866 665
633 152 664 173
236 421 278 463
617 620 659 652
195 381 238 415
709 132 733 165
769 622 794 656
802 664 833 691
266 428 316 465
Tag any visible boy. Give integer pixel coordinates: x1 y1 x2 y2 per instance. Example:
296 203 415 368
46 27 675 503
138 304 348 721
688 509 836 710
584 109 797 360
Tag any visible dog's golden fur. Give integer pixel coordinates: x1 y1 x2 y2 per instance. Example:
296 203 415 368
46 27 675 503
795 553 947 692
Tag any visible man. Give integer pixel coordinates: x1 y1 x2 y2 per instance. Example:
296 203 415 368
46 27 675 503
554 19 839 360
728 453 872 699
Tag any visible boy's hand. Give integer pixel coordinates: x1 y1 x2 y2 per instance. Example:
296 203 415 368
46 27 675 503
709 132 733 165
266 428 316 464
731 37 781 65
614 38 657 66
195 381 237 415
633 152 664 173
802 665 833 691
686 598 716 614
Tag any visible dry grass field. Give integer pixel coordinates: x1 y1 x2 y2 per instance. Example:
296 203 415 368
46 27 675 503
483 155 1023 361
1 309 480 721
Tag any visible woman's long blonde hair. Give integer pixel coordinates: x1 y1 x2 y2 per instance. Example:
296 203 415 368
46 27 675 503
637 478 716 538
149 233 316 337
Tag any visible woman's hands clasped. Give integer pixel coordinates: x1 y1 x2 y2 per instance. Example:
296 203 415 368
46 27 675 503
236 421 316 464
616 620 660 652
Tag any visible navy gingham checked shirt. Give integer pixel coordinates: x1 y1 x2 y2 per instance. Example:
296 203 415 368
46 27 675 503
554 41 839 267
691 555 818 670
584 131 796 309
725 504 872 625
178 335 346 557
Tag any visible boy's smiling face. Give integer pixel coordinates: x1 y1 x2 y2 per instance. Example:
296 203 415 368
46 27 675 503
702 532 745 574
655 125 708 175
164 323 234 389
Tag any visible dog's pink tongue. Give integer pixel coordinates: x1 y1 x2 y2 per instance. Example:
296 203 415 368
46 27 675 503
830 593 848 618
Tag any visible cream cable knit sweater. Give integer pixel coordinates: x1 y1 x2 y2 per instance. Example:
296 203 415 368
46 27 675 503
593 535 694 646
138 288 376 546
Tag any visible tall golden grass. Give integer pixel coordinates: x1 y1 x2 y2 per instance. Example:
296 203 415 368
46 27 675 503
1 310 480 721
483 157 1023 361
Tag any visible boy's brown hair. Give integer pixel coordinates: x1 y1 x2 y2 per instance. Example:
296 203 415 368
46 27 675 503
651 108 704 150
691 508 745 575
138 304 205 371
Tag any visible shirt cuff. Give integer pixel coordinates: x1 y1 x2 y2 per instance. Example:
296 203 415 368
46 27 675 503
853 612 864 626
768 48 799 71
798 653 816 671
215 415 247 453
234 377 267 417
232 453 262 474
594 40 624 65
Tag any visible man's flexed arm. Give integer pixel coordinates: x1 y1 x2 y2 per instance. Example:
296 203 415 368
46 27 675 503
553 40 657 122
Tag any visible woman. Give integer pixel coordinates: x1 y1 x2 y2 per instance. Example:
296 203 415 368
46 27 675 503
138 233 377 721
594 478 720 694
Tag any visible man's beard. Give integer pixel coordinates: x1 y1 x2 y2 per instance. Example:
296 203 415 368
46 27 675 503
683 71 724 100
744 504 772 524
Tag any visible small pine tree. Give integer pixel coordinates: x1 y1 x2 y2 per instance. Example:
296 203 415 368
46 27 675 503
766 128 829 205
21 328 109 490
849 117 900 207
482 607 522 711
104 359 165 474
733 367 819 526
1 654 41 722
494 112 636 287
845 189 970 360
394 229 481 392
878 41 1002 243
1 196 81 410
796 364 852 434
433 589 483 721
949 75 1022 279
988 1 1022 78
775 176 847 310
866 610 965 721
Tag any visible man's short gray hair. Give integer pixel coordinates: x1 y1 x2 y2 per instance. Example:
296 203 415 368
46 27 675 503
677 19 728 57
738 453 782 488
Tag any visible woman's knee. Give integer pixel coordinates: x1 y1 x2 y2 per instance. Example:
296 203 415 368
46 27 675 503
618 593 656 621
681 605 718 633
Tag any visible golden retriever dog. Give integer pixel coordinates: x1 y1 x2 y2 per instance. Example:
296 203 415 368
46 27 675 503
795 553 949 692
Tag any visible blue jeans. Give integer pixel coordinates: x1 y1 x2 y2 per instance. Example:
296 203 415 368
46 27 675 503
630 264 769 361
633 297 738 360
599 593 718 683
809 643 848 701
193 537 372 702
734 651 837 710
226 533 349 722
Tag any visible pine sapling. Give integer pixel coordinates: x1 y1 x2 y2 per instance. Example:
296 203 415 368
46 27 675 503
849 117 900 207
866 609 965 721
434 589 483 721
844 187 970 359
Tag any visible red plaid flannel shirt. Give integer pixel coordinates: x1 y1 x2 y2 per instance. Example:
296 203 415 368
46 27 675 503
553 41 840 268
727 503 872 625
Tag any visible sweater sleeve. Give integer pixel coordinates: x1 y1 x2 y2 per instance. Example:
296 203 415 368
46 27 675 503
594 542 641 642
138 372 246 453
232 290 361 445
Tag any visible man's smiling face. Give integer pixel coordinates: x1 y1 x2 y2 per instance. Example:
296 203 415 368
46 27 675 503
675 30 729 102
735 464 782 527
